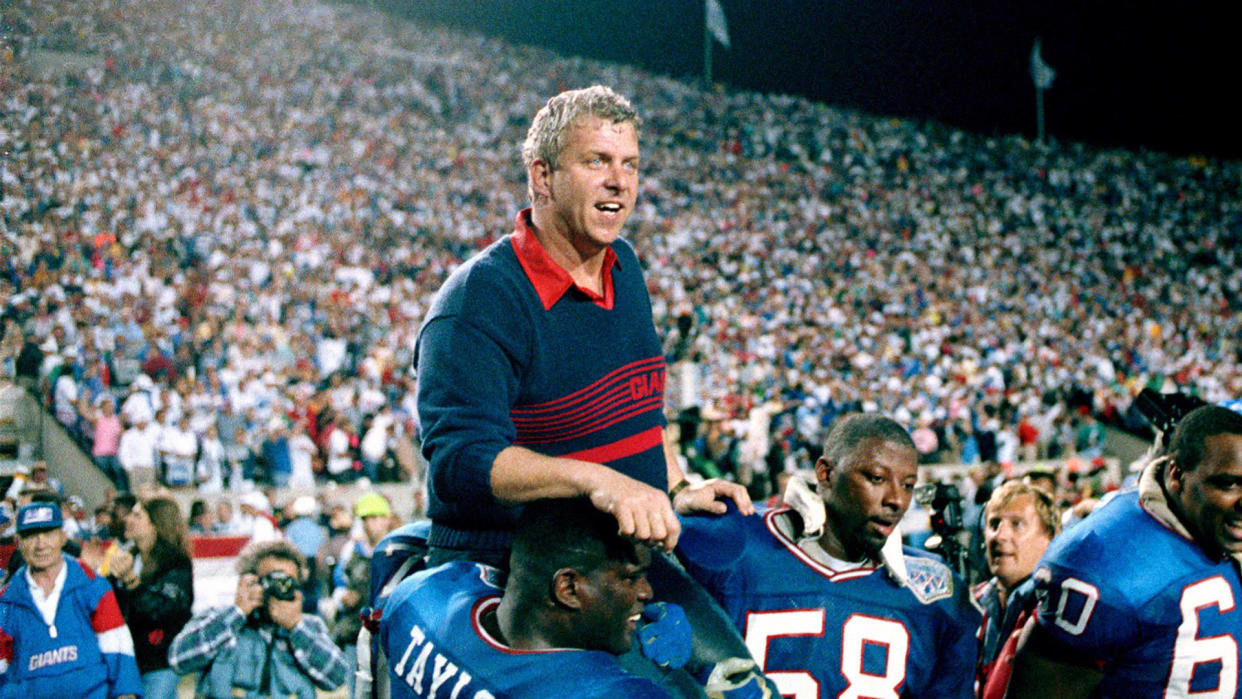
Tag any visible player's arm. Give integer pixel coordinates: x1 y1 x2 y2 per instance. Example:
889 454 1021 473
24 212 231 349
492 445 683 551
664 430 755 518
1007 620 1104 699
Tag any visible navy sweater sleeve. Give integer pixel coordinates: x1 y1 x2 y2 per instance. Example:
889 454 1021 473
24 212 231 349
416 249 532 522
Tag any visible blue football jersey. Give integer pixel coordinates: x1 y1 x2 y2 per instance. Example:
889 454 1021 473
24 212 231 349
1032 491 1241 698
380 561 670 699
678 508 981 699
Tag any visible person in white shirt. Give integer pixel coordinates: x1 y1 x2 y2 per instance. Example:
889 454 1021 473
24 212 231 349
118 413 159 490
158 415 198 487
287 422 317 489
196 424 226 493
237 491 280 542
121 374 158 426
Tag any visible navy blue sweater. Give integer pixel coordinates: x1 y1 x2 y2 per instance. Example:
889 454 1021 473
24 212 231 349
415 211 668 551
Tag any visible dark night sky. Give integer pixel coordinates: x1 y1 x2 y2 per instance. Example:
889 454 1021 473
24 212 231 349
383 0 1240 160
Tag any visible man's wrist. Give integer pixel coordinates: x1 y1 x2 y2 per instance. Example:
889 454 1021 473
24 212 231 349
668 479 690 502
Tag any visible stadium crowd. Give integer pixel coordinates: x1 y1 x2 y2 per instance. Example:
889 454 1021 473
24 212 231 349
3 0 1239 504
1 0 1241 696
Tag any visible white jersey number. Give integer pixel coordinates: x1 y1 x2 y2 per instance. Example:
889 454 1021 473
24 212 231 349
1050 577 1100 636
1165 576 1237 699
745 610 908 699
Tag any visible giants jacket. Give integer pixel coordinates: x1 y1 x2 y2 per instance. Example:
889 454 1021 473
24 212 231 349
0 554 142 699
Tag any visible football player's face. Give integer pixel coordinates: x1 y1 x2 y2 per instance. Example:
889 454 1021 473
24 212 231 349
984 495 1053 590
531 117 639 257
816 438 918 561
1174 432 1242 558
578 544 653 654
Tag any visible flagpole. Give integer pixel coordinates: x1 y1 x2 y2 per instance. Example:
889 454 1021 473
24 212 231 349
1029 38 1054 147
704 0 713 85
1035 83 1045 145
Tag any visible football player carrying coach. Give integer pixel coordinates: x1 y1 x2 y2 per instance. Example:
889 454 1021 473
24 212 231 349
0 501 141 699
1009 404 1242 697
379 498 674 698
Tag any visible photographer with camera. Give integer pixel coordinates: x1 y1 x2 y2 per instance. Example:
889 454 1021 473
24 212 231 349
168 541 348 698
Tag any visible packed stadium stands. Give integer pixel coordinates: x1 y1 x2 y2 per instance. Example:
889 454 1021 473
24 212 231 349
2 0 1239 500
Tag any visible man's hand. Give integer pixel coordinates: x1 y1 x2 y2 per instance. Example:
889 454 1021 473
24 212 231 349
110 548 139 589
585 466 682 552
267 592 304 631
673 479 755 517
234 574 264 617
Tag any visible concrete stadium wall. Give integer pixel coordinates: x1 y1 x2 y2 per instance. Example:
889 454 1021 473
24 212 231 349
0 383 113 510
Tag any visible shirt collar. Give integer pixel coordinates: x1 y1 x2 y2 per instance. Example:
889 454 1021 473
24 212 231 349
509 209 619 311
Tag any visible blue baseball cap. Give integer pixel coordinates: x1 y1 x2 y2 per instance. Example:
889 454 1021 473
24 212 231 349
15 502 63 534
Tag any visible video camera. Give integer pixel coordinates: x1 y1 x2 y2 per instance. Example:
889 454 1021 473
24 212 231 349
1132 388 1207 448
914 481 972 583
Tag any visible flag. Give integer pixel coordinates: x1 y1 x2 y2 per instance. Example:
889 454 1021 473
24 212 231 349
706 0 730 49
1030 39 1055 90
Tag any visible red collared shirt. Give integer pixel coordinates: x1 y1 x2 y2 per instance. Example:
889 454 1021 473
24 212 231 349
509 209 618 311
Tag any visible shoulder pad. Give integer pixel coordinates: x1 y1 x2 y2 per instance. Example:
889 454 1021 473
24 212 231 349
903 555 954 605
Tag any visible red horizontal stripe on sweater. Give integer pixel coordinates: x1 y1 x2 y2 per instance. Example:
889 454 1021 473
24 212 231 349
557 426 663 464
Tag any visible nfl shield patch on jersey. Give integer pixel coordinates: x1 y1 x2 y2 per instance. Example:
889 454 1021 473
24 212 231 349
904 557 954 604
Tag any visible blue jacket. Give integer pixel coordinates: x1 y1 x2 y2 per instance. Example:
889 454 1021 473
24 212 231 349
0 555 143 699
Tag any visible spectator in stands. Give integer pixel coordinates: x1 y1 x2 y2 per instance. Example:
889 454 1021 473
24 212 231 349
169 540 348 698
0 501 143 699
237 491 279 542
118 412 159 491
188 499 217 534
214 500 241 536
25 461 62 497
195 424 226 493
12 329 42 391
120 375 156 427
107 496 195 699
329 492 393 691
359 414 393 483
974 480 1060 697
157 414 198 488
286 422 317 490
281 495 325 613
88 396 128 489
